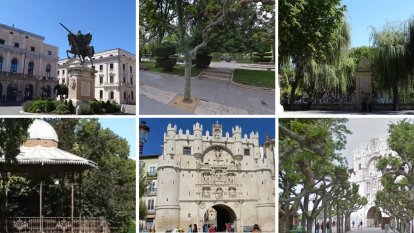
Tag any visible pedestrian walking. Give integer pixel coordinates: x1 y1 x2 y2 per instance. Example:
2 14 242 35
326 221 330 233
315 221 320 233
193 224 198 232
352 220 355 228
360 220 363 229
203 224 208 233
188 224 193 233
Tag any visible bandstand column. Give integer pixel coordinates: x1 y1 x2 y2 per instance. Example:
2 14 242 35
40 180 43 232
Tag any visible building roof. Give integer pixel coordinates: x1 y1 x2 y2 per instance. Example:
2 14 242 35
28 119 59 142
0 23 44 40
0 119 97 173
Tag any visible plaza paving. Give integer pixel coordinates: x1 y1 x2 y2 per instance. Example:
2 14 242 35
348 227 384 233
283 110 414 115
139 70 275 115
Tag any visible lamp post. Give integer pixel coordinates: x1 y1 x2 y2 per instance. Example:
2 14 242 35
41 76 46 99
139 121 150 155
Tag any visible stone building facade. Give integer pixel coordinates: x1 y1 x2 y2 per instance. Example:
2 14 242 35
58 48 135 104
154 122 275 232
0 23 58 102
350 137 395 227
139 154 159 231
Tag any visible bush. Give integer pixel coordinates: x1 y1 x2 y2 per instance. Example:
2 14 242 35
30 100 45 113
68 99 75 114
195 53 212 68
79 103 92 115
54 103 70 114
158 57 177 71
153 42 177 59
22 101 33 112
89 99 102 114
44 99 55 113
252 57 272 63
103 100 121 113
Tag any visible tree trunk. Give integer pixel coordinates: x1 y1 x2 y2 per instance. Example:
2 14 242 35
183 51 192 102
392 81 399 111
323 205 327 233
1 172 9 233
290 63 303 110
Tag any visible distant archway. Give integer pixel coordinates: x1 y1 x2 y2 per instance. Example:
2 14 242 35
367 206 382 227
204 204 237 232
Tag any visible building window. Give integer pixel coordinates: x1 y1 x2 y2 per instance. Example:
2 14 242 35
30 47 35 52
124 92 127 100
0 39 5 45
99 76 103 84
149 166 156 176
57 70 60 75
10 59 18 73
109 75 114 83
130 76 133 84
183 147 191 155
109 63 113 70
110 91 114 100
48 51 52 56
46 64 51 77
147 199 154 210
244 149 250 156
359 164 361 170
123 75 126 83
131 91 134 100
130 65 132 73
99 90 103 99
99 65 103 71
28 62 34 76
123 64 126 71
14 42 19 48
63 70 65 75
0 57 3 71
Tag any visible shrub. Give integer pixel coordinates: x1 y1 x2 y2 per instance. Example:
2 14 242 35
89 99 102 114
252 57 272 63
79 103 92 115
158 57 177 71
103 100 121 113
22 101 33 112
44 99 55 113
30 100 45 113
195 53 212 68
54 103 70 114
153 42 177 59
68 99 75 114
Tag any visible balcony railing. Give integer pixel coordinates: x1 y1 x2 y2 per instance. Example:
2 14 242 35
6 217 110 233
0 71 56 81
147 172 157 177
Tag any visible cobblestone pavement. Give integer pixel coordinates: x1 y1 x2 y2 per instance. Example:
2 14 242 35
139 71 275 115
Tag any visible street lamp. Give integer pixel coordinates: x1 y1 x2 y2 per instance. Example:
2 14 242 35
139 121 150 155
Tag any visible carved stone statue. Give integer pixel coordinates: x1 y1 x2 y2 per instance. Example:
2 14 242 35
60 23 95 65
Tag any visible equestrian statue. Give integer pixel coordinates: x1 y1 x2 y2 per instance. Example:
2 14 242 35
60 23 95 66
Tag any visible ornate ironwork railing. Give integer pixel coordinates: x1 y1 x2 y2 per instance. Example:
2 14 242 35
7 217 110 233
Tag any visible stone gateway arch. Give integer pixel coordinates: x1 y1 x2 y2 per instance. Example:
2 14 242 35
154 122 275 232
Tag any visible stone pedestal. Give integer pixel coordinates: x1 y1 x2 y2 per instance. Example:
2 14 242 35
67 65 96 106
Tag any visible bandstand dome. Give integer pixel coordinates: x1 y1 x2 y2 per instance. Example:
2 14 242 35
28 119 59 142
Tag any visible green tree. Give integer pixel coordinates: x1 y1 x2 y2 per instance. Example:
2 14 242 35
376 119 414 233
371 24 413 111
279 0 347 108
53 84 68 100
279 118 351 233
0 119 33 232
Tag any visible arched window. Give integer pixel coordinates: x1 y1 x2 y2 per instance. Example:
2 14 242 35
100 90 103 99
28 61 34 76
10 59 18 73
130 65 132 72
124 92 127 100
0 56 3 71
110 91 114 100
46 64 51 77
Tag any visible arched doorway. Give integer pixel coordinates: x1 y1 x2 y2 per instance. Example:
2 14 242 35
0 83 3 102
204 204 237 232
7 83 18 102
367 206 382 227
24 84 33 100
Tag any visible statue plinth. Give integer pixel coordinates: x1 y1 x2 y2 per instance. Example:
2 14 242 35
67 65 96 106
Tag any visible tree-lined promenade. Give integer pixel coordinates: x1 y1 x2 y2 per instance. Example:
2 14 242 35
279 0 414 112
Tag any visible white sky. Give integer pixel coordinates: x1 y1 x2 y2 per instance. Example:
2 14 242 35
340 118 402 167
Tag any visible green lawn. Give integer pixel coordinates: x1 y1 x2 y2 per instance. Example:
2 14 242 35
232 69 275 89
140 61 203 77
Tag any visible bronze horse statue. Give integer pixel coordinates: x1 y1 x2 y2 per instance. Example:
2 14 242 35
60 23 95 66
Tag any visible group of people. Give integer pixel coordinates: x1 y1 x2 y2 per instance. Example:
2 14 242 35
313 221 333 233
352 220 364 229
360 91 374 112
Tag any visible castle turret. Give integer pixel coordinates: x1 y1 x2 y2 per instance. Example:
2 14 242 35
232 126 243 162
255 160 274 232
193 122 203 159
155 123 181 232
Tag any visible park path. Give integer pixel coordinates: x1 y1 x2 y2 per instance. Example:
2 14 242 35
348 227 384 233
139 70 275 115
